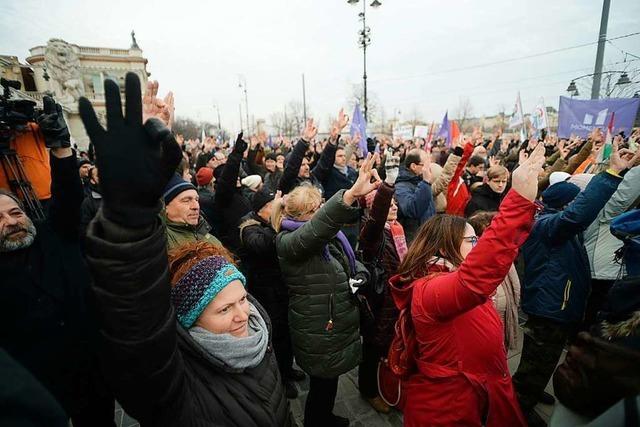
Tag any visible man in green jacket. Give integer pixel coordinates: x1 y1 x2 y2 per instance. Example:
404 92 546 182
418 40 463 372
163 174 223 251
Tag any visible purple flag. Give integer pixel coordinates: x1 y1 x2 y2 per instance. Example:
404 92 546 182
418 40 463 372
267 134 274 148
558 96 640 139
350 103 368 155
436 111 450 146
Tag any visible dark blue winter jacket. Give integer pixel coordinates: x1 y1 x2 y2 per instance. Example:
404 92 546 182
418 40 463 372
521 172 622 323
323 166 358 200
395 167 435 243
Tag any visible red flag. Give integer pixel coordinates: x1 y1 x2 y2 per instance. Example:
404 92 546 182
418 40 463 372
450 121 461 145
424 122 436 151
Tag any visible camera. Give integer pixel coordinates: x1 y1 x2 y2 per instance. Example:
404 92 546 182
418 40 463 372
0 78 39 145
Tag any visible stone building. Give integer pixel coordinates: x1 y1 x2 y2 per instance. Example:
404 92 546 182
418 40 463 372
0 33 149 148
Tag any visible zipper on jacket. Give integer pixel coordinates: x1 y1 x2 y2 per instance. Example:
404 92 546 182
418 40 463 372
560 279 572 310
326 293 335 331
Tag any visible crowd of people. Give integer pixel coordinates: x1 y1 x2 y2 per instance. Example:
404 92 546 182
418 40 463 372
1 71 639 427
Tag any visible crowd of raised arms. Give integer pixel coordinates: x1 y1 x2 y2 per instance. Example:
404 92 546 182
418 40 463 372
1 72 640 427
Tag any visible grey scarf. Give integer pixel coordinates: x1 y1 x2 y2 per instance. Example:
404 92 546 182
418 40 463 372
189 303 268 370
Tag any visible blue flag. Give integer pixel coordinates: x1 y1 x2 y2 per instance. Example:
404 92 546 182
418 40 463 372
436 111 449 145
350 103 368 155
267 134 274 148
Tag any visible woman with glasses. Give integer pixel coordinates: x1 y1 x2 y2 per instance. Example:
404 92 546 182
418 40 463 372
464 165 510 217
388 144 547 427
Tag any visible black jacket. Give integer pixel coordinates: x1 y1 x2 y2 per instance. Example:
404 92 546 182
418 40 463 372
278 139 336 195
85 210 290 427
322 165 358 200
238 212 289 333
0 153 105 420
464 183 504 217
80 188 102 238
210 145 252 254
197 186 215 225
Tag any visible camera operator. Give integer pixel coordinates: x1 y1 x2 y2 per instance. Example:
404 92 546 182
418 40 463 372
0 96 114 426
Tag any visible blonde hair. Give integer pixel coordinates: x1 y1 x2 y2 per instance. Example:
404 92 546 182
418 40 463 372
486 165 509 180
271 183 322 232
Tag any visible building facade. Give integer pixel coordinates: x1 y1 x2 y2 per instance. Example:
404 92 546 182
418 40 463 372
1 34 149 148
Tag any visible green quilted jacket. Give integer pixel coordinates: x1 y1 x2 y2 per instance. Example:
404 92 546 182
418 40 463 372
275 190 363 378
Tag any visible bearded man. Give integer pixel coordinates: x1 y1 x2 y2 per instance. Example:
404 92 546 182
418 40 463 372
0 96 114 426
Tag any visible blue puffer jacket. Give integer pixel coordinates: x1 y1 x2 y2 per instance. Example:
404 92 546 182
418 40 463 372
521 172 622 324
395 167 435 242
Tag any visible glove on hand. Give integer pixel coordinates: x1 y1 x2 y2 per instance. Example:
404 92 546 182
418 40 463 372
233 132 248 155
384 148 401 185
37 96 71 148
349 271 369 295
78 73 182 227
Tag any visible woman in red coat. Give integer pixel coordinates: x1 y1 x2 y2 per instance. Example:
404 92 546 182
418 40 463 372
389 143 546 427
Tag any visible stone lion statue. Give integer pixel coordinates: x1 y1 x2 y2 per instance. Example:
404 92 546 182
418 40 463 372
44 38 85 105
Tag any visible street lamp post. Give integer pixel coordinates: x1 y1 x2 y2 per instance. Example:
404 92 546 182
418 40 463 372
566 71 633 99
348 0 381 123
238 76 250 133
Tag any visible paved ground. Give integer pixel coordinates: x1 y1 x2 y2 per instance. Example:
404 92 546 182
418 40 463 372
115 326 561 427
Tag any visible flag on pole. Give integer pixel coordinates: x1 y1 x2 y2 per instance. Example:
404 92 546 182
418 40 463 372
201 127 206 145
350 102 368 155
530 99 549 137
424 122 436 150
509 92 525 129
597 111 615 163
450 120 461 146
267 134 274 148
436 111 450 146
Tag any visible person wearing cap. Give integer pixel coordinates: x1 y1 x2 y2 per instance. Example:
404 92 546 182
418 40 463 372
247 143 283 193
162 173 223 251
238 188 306 399
512 142 634 427
209 134 253 254
241 174 263 201
77 157 93 196
195 166 215 224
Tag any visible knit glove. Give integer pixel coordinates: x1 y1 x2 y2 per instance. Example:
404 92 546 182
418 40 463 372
78 73 182 227
384 148 401 185
37 96 71 148
349 271 369 295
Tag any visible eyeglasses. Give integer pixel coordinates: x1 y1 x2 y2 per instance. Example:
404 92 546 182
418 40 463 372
463 236 479 247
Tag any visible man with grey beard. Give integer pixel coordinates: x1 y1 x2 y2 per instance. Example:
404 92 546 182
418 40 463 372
0 96 114 426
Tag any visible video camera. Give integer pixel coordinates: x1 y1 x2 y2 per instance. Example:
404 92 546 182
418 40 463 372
0 78 47 220
0 78 39 145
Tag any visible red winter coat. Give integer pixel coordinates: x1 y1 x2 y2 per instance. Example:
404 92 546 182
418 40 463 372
446 142 474 216
389 189 535 427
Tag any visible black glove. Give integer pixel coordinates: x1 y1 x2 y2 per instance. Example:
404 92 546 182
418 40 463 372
233 132 248 154
78 73 182 227
37 96 71 148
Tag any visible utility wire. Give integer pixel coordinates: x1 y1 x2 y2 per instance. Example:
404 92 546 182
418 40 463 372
371 31 640 84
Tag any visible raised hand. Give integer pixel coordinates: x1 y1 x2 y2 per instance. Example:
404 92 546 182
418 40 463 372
330 108 350 140
511 142 546 201
557 140 570 160
384 148 401 185
78 72 182 226
489 156 500 168
302 118 318 143
234 132 248 153
37 95 71 149
609 138 640 173
142 80 174 130
344 153 381 204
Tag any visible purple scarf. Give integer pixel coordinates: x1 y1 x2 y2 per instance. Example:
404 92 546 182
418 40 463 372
281 219 356 274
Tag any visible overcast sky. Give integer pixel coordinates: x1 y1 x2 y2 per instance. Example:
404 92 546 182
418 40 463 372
2 0 639 132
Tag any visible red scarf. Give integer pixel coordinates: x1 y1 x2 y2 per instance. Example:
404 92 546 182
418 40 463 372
386 220 408 261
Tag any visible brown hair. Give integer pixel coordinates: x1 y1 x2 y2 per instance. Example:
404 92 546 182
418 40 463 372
486 165 509 180
167 241 235 286
396 214 468 283
467 211 497 237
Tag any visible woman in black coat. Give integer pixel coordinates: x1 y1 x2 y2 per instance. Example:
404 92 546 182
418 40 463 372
81 73 289 426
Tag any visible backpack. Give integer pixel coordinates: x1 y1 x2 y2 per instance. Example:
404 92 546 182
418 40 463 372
377 304 417 409
611 209 640 277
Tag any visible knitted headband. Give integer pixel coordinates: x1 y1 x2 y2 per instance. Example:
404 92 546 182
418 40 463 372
170 255 246 328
